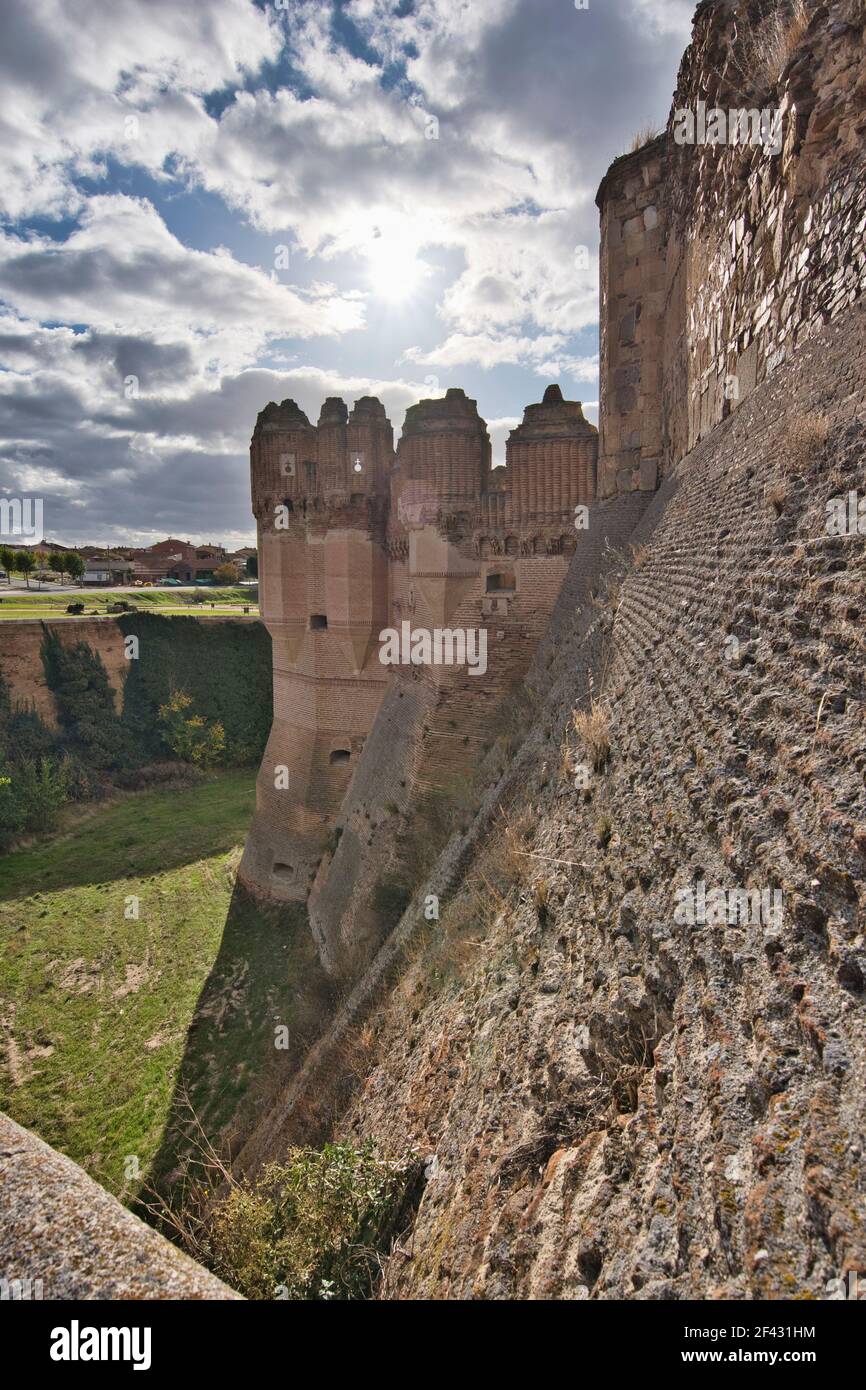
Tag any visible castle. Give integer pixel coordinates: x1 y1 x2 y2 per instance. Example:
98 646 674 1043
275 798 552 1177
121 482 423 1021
238 383 601 960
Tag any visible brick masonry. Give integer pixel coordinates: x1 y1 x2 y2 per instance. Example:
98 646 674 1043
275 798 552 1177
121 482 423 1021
239 383 601 956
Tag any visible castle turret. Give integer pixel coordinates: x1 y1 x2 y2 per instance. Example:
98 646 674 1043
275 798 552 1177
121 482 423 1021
239 395 395 908
505 384 597 524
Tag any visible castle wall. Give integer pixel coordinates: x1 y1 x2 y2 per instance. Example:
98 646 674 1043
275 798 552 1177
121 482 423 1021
597 0 866 491
596 137 668 499
240 399 394 903
0 618 129 725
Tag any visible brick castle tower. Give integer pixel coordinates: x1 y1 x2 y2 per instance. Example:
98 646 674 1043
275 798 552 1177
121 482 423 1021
239 384 598 920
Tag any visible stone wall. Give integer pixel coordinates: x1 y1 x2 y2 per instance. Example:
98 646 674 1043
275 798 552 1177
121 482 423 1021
336 301 866 1300
0 1111 239 1299
597 0 866 495
596 136 668 498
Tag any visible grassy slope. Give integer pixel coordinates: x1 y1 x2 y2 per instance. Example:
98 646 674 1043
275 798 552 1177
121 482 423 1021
0 771 325 1205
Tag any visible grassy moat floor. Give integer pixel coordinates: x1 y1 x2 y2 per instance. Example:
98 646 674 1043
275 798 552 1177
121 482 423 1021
0 770 324 1207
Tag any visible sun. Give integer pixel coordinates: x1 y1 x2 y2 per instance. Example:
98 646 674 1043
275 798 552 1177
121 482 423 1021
365 233 426 304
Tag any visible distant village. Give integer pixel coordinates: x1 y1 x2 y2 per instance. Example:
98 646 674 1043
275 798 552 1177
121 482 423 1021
0 536 257 586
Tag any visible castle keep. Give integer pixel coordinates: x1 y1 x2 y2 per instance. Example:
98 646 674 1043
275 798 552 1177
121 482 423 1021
239 384 599 933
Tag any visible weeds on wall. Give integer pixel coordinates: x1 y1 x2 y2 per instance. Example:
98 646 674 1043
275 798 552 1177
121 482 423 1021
785 413 829 473
149 1119 418 1300
41 626 136 776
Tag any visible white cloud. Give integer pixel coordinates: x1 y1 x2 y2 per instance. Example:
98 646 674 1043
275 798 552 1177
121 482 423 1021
0 196 365 358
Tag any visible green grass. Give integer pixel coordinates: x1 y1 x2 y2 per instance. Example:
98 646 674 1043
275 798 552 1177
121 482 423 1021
0 771 255 899
0 770 328 1206
0 587 258 620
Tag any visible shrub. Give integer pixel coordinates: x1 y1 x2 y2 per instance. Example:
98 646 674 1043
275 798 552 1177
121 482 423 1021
0 754 70 838
765 481 788 515
595 813 613 848
745 0 810 90
66 602 85 614
202 1142 417 1300
628 124 661 153
40 627 135 771
158 690 226 768
118 612 271 765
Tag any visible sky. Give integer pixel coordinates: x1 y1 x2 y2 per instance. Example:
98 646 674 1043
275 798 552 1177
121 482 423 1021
0 0 693 549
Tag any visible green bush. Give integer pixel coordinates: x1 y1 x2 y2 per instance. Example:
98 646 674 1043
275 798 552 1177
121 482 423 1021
0 754 70 837
0 668 71 842
158 690 226 768
204 1141 416 1300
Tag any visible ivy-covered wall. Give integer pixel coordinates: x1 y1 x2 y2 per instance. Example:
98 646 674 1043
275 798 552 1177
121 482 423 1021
118 614 272 765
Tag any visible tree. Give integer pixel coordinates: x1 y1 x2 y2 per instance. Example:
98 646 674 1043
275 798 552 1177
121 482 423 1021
66 552 86 585
0 545 15 582
213 561 240 585
40 629 132 771
16 551 34 587
50 550 67 582
14 756 70 832
34 549 47 588
245 553 258 579
158 689 225 767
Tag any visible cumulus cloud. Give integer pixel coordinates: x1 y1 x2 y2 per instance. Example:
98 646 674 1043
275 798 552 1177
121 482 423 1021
0 0 689 543
0 196 364 349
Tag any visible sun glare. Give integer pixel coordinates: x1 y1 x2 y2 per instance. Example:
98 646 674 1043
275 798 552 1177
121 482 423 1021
365 235 425 304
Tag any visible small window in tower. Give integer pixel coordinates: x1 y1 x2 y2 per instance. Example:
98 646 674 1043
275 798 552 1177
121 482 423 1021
310 614 328 630
351 452 364 474
329 748 351 764
486 570 516 593
272 861 294 882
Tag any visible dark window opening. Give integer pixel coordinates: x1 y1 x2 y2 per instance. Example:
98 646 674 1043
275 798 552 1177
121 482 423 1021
272 861 294 882
329 749 351 764
282 497 294 513
486 570 516 593
310 614 328 630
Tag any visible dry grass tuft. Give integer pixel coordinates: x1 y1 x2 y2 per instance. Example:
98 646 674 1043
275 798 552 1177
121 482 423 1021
744 0 810 89
629 125 660 153
571 702 612 773
785 412 829 472
765 480 788 515
531 876 553 921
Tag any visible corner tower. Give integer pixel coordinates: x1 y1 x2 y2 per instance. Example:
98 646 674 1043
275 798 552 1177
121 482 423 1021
239 396 394 902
